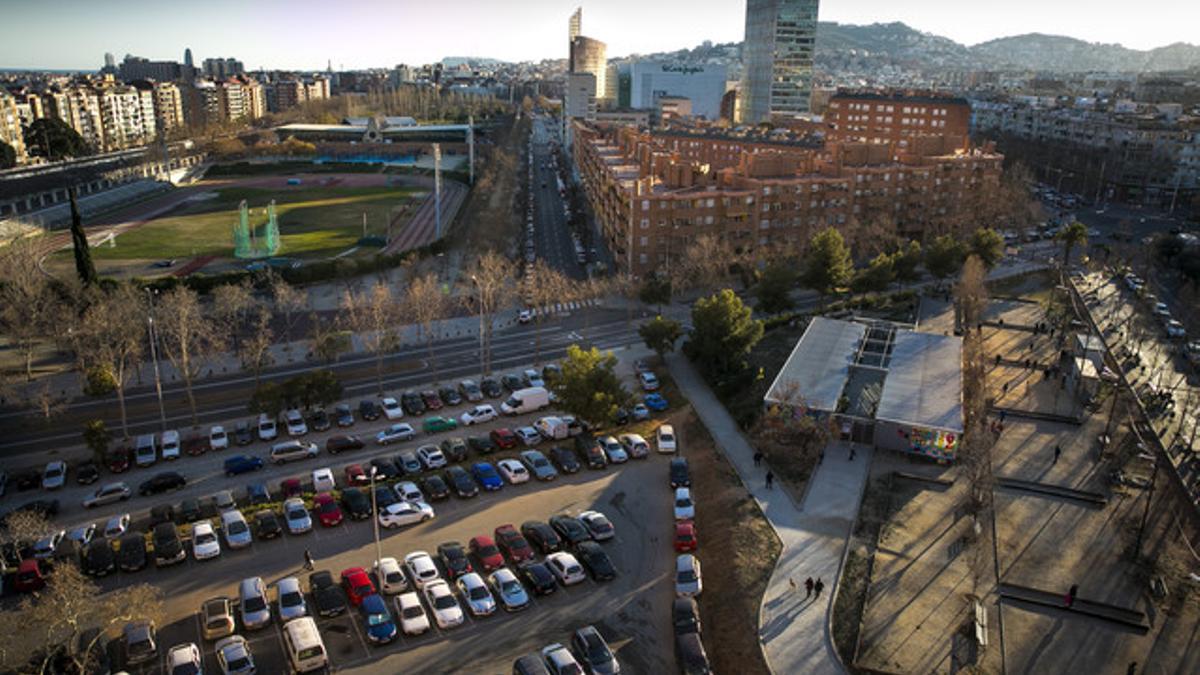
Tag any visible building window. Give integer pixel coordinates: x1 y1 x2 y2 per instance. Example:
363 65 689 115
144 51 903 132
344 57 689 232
639 254 648 264
760 219 770 229
641 219 649 229
706 198 714 207
641 200 650 211
705 216 714 225
640 236 649 246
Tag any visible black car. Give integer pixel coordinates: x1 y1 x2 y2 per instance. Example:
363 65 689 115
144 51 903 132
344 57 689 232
520 521 562 554
571 626 619 674
518 561 557 595
15 469 41 491
436 542 473 579
373 485 399 510
309 570 348 617
308 409 331 432
358 399 382 421
137 472 186 496
673 597 701 636
460 380 484 402
254 510 282 539
334 403 355 427
118 533 147 572
676 633 711 675
152 522 184 567
480 377 503 398
75 461 100 485
400 391 425 416
468 435 497 455
440 437 469 463
549 446 581 474
575 541 616 581
178 498 201 523
612 408 629 426
421 474 451 501
83 538 116 577
670 457 691 489
341 488 372 519
438 387 463 407
149 504 175 527
370 458 401 480
445 466 478 498
549 515 591 546
501 373 523 392
326 434 364 455
575 435 607 469
233 421 254 446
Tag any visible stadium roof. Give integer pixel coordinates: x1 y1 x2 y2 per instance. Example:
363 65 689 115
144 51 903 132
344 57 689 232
763 317 864 412
875 330 963 433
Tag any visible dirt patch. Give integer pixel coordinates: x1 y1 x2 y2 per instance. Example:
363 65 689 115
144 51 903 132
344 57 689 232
448 114 529 257
685 408 779 675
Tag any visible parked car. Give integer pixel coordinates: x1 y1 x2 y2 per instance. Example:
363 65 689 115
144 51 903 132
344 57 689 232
675 554 702 597
480 377 503 398
515 426 542 446
670 457 691 488
520 450 558 481
375 556 409 594
222 510 253 549
572 625 621 674
360 593 397 644
644 394 669 412
103 513 130 538
632 403 651 421
599 436 627 464
134 434 157 467
438 386 463 407
313 493 343 527
309 570 347 617
445 465 479 497
469 535 505 572
274 576 308 621
376 424 416 445
341 488 372 520
254 510 283 540
269 440 318 464
416 445 448 469
215 635 255 675
519 560 558 595
395 450 422 475
233 421 254 446
657 424 677 453
423 579 465 628
546 552 586 585
674 487 695 520
42 460 67 490
501 373 524 392
550 515 592 546
335 403 355 427
674 521 698 552
396 592 431 635
378 501 434 529
576 541 617 581
160 430 181 460
461 404 498 426
191 521 221 560
673 597 702 636
122 620 158 666
421 474 451 501
404 551 441 589
283 498 313 534
381 397 405 420
495 524 535 563
82 482 131 508
468 434 498 454
549 446 581 473
326 434 364 454
497 458 531 484
224 454 264 476
459 379 484 402
440 437 469 462
201 597 236 640
578 510 615 541
489 567 530 612
618 433 650 459
138 472 185 496
401 391 425 416
83 538 116 577
153 522 186 567
370 457 401 480
639 371 660 391
466 462 500 490
457 572 497 616
521 520 563 554
340 567 376 607
358 399 382 421
394 480 424 503
257 414 278 442
421 390 443 411
308 409 331 432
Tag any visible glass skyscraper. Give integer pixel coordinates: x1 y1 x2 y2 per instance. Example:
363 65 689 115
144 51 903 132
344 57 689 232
740 0 819 124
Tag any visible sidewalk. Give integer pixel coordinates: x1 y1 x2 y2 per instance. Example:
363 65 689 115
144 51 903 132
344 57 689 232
666 353 871 675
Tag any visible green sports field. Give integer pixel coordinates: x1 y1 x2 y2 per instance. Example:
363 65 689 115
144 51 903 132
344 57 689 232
88 185 422 261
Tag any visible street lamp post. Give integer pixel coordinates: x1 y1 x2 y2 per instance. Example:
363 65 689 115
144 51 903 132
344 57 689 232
370 467 383 565
471 275 485 379
145 290 167 433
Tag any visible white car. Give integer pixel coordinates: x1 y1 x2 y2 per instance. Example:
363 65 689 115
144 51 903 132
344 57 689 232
518 309 533 324
674 487 695 521
81 481 131 508
394 481 424 503
515 426 542 446
192 522 221 560
395 592 430 635
656 424 677 453
284 409 308 436
675 554 703 597
160 430 181 460
276 576 308 621
381 397 404 420
166 643 201 675
404 551 441 589
416 445 447 469
210 425 229 451
546 551 586 586
283 498 313 534
456 572 497 616
66 523 97 546
376 424 416 445
578 510 616 541
496 459 530 484
375 557 409 594
257 413 278 442
639 371 660 391
542 643 583 674
32 531 65 559
103 513 130 538
600 436 627 463
460 404 498 426
215 635 255 674
523 368 545 388
42 460 67 490
423 580 465 628
618 433 650 459
312 468 336 493
378 501 434 529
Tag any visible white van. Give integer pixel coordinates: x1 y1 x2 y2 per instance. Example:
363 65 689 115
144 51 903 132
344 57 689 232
535 416 569 440
501 387 551 415
160 430 181 460
282 616 328 673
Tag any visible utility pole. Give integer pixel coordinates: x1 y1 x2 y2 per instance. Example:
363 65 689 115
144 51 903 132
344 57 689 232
370 466 383 564
471 275 485 379
145 290 167 433
433 143 442 239
468 115 475 185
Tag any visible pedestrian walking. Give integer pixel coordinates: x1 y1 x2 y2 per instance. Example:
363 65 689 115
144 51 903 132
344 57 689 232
1126 662 1137 675
789 578 798 593
999 409 1007 423
805 577 814 598
765 471 775 490
303 549 314 571
849 447 856 461
1065 584 1078 608
814 579 824 598
1054 445 1061 463
818 450 824 464
753 451 763 467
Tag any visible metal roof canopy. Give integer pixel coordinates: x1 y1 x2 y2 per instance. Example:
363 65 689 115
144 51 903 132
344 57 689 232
875 330 964 433
763 316 866 412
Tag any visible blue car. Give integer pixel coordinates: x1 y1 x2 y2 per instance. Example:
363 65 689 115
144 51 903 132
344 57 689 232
471 462 504 491
644 393 669 412
246 482 271 505
360 594 396 644
224 454 264 476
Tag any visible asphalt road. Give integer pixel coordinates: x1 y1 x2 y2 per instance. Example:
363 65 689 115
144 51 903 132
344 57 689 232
0 308 640 462
529 116 587 281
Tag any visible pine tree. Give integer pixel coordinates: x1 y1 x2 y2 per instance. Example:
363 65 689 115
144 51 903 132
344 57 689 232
69 187 97 286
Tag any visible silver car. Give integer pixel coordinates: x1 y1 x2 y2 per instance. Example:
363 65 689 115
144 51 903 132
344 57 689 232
239 577 271 629
456 572 496 617
283 498 313 534
599 436 628 463
222 510 253 549
276 576 308 621
519 450 558 481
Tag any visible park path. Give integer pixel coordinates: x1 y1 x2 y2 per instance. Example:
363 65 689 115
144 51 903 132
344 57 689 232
665 352 872 675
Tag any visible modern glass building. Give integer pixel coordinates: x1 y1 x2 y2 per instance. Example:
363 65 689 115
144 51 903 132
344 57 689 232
570 36 608 101
740 0 820 124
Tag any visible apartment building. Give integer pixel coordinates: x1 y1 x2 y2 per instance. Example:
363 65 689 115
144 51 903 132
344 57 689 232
0 90 27 164
826 91 971 147
265 76 330 113
98 85 157 150
572 121 1002 277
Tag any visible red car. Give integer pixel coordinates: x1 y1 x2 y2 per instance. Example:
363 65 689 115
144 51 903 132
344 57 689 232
107 448 132 473
468 535 505 572
183 435 209 456
490 428 518 450
14 559 45 592
313 493 343 527
494 524 534 564
421 390 443 411
674 521 698 552
280 478 303 498
340 567 375 606
344 464 368 486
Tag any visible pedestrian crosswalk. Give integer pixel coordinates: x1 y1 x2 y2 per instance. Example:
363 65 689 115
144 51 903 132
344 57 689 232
526 298 601 317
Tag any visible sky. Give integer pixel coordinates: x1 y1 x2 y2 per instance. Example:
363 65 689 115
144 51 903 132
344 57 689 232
2 0 1197 71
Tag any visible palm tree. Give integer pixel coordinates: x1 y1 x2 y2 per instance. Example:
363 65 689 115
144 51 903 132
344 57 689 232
1058 221 1089 267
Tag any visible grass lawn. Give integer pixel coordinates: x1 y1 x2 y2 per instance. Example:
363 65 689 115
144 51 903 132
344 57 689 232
88 185 422 261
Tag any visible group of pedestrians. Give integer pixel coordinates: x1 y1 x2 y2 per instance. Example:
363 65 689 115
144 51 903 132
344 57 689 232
789 576 825 599
753 450 775 489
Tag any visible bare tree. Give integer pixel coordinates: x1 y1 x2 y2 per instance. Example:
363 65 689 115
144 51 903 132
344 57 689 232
404 273 454 384
78 283 145 439
0 510 51 563
954 255 989 333
671 233 737 298
0 563 163 674
270 274 307 348
155 286 223 426
341 281 400 395
310 311 351 364
463 251 514 376
523 260 573 366
212 280 255 349
239 305 275 385
0 237 63 380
